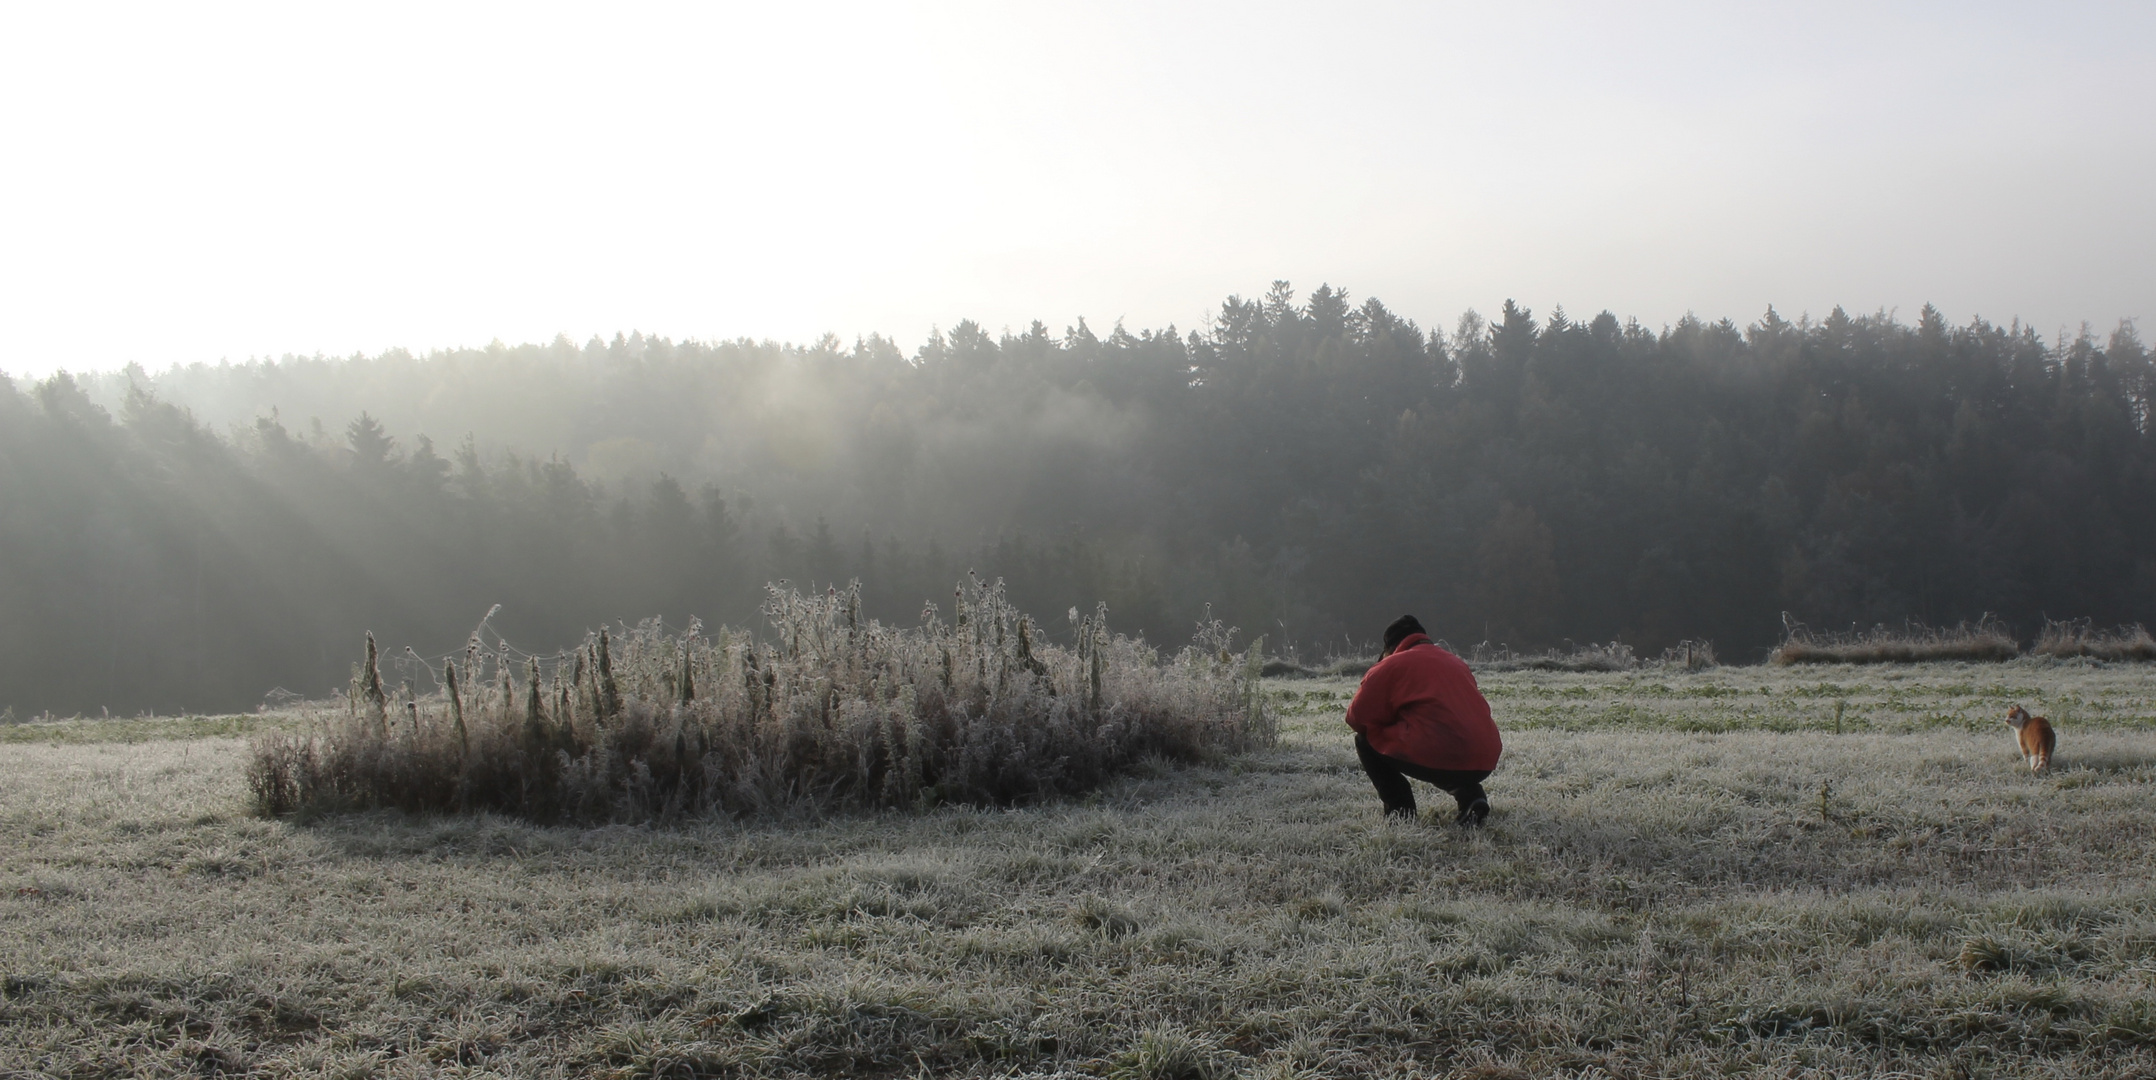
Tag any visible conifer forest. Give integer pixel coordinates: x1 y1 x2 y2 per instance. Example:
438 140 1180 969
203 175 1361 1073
3 285 2150 715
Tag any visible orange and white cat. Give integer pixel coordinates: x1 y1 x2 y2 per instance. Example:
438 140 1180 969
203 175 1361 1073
2005 705 2055 772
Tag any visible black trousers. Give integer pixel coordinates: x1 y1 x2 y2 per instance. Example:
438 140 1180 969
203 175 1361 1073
1354 733 1489 815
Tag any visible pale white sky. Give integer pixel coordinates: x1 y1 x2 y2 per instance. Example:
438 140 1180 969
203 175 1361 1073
1 1 2149 378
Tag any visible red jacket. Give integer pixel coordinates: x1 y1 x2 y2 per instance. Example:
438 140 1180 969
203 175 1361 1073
1344 634 1502 771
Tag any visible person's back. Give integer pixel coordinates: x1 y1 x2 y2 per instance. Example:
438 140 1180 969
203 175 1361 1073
1344 615 1503 824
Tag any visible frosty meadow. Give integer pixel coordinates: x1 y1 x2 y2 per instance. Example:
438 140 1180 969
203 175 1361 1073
5 656 2154 1077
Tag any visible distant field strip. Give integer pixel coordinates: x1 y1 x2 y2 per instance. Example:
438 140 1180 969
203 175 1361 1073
1278 659 2156 734
3 662 2154 1077
0 713 293 746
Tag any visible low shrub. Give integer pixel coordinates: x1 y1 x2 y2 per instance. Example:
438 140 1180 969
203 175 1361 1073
1470 640 1640 673
1769 615 2021 665
248 578 1274 822
2031 619 2156 662
1263 637 1711 677
1657 639 1719 671
1259 656 1376 679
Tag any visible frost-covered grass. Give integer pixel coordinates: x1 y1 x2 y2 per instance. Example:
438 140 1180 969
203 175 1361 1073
1768 618 2023 665
5 661 2155 1077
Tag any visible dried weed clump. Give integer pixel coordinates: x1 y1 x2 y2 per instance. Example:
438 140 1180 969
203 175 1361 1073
2031 618 2156 661
248 579 1271 822
1770 614 2022 665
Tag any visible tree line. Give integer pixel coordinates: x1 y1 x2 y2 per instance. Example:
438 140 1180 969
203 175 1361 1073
3 284 2150 713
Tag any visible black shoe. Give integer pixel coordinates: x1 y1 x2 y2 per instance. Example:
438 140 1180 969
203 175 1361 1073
1455 798 1489 827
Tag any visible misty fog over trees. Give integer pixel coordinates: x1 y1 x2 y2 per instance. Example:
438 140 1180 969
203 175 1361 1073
3 283 2151 714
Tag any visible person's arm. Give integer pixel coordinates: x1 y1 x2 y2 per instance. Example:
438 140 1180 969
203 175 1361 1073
1343 664 1390 736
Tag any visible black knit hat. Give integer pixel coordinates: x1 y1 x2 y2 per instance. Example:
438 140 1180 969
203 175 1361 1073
1382 615 1425 656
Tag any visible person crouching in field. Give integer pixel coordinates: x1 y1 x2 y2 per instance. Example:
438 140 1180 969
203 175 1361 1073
1345 616 1503 826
